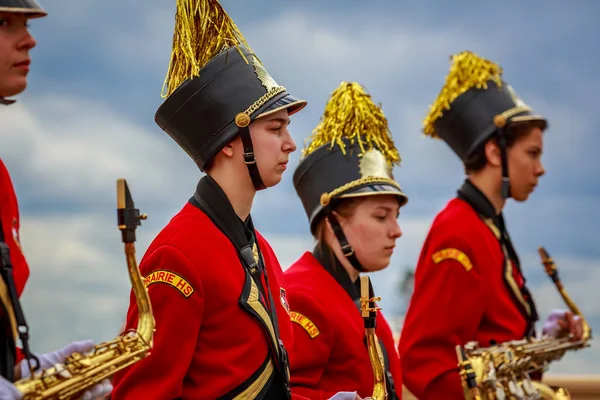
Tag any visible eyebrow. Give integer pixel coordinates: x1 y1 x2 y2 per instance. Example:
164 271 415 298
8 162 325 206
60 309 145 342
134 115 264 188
375 206 399 213
267 117 290 126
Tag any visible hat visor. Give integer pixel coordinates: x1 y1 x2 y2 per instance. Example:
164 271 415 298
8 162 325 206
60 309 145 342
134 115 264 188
0 7 46 18
339 183 409 207
510 114 547 126
256 93 307 119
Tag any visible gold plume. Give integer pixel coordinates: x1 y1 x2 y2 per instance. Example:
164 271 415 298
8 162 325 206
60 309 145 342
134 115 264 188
302 82 401 166
161 0 253 98
423 51 504 138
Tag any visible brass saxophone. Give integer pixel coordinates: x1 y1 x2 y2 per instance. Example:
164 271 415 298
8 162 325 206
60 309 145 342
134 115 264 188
360 275 387 400
14 179 155 399
457 246 591 400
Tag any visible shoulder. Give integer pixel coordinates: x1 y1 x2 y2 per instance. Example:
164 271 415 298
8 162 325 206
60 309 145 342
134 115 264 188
427 198 490 246
285 252 329 288
149 203 234 259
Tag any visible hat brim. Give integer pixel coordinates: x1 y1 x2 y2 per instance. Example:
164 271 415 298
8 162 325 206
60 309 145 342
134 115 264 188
0 7 46 18
256 93 307 119
339 183 409 207
510 114 547 126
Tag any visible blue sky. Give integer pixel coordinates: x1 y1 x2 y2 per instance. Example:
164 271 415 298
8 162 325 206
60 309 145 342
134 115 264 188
1 0 599 375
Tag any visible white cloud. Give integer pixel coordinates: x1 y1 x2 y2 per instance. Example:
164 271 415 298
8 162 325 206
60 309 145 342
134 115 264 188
0 95 198 213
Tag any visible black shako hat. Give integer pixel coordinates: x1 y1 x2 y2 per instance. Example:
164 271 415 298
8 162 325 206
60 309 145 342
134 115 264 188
154 0 306 188
423 51 548 198
294 82 408 235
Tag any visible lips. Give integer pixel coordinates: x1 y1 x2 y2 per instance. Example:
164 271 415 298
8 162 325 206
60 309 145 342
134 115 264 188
14 59 30 71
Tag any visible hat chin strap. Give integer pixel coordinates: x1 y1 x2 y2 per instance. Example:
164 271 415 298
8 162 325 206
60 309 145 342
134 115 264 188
327 213 366 273
497 126 511 200
238 126 266 190
0 97 16 105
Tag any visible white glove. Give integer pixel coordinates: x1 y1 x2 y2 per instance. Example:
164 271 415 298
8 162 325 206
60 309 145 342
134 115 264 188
0 375 22 400
328 392 360 400
542 309 582 339
19 340 113 399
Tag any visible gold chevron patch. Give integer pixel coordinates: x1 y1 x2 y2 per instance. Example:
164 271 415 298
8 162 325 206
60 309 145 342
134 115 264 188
290 311 320 338
432 248 473 272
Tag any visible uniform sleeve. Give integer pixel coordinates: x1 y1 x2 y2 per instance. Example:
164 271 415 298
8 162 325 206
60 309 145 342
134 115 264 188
399 232 487 400
111 245 204 400
287 290 335 400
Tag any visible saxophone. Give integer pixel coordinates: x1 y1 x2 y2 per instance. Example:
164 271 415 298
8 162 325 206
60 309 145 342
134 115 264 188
360 275 388 400
457 246 591 400
14 179 155 399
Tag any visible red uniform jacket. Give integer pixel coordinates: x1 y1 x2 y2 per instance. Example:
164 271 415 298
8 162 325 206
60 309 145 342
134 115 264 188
285 248 403 400
0 159 29 371
399 180 538 399
112 177 301 400
0 159 29 296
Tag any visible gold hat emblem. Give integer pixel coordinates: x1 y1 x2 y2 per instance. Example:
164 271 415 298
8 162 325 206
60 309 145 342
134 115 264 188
252 55 279 91
505 84 529 109
359 149 393 180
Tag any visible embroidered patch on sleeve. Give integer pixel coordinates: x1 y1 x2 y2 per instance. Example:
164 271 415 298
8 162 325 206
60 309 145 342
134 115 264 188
143 270 195 297
432 248 473 272
290 311 320 338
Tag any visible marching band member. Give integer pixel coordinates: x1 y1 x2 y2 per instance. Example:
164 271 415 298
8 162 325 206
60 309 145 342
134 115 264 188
286 82 407 400
110 0 316 397
398 51 583 399
0 1 111 398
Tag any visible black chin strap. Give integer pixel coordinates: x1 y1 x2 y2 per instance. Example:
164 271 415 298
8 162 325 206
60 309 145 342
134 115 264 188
327 213 366 273
0 98 15 106
238 126 266 191
497 124 511 200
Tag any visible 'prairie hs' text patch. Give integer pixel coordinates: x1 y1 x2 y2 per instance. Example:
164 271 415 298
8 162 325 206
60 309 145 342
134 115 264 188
144 270 195 297
432 248 473 272
290 311 320 338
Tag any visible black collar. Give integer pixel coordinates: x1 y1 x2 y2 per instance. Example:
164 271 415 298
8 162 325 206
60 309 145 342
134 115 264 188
190 175 256 243
312 244 361 302
457 179 498 221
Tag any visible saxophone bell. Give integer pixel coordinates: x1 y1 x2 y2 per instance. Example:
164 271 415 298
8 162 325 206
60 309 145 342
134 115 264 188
456 247 591 399
13 179 155 399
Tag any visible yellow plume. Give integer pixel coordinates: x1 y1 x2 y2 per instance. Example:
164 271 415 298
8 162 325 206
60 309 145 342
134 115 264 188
161 0 252 98
303 82 401 166
423 51 504 138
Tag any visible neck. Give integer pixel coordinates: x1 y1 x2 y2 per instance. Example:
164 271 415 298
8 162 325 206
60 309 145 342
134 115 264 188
468 170 506 214
208 166 256 221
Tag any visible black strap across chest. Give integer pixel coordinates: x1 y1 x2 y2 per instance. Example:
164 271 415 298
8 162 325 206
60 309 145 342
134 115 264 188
0 205 40 381
457 179 539 337
189 176 290 398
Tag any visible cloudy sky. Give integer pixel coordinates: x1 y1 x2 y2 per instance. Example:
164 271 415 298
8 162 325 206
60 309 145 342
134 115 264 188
2 0 599 377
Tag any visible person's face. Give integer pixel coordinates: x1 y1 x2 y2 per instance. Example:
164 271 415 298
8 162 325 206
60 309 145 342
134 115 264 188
0 12 36 98
335 195 402 272
247 109 297 188
507 126 546 202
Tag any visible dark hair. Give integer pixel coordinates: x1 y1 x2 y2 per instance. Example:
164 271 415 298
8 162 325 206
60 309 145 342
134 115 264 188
463 120 547 174
313 197 365 243
202 158 214 172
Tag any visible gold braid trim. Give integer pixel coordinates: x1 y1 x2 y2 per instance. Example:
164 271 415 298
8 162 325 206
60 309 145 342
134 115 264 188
161 0 252 98
242 86 287 117
320 176 402 206
423 51 504 138
303 82 401 166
